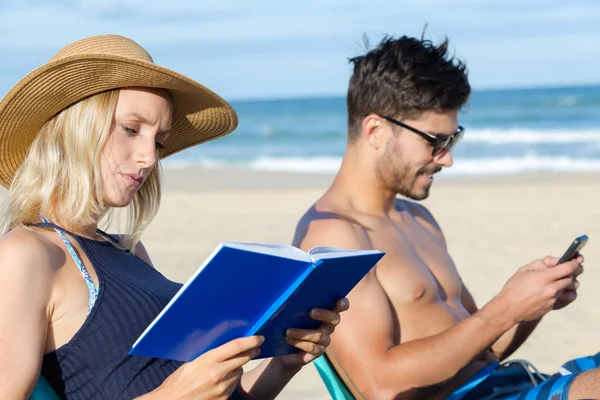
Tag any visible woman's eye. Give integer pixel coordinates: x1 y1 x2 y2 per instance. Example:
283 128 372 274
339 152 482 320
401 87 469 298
122 125 137 134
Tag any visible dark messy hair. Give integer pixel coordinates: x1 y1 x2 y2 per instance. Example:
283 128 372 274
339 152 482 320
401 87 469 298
347 34 471 140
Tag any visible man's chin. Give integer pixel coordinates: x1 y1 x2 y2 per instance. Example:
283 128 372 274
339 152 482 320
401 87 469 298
403 185 431 201
406 192 429 201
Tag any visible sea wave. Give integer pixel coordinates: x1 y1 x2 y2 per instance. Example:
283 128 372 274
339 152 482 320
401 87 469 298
163 154 600 175
447 155 600 175
462 129 600 144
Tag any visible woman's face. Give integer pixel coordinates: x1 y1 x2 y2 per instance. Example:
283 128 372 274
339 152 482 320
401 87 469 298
101 87 172 207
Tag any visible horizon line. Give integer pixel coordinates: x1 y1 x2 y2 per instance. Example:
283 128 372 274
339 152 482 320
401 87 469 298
228 82 600 104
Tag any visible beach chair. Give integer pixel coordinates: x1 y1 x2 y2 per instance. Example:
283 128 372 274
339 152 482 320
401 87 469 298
314 355 355 400
30 376 60 400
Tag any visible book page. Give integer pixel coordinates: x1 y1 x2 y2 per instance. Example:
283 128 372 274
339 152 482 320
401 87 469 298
223 241 310 262
309 246 383 261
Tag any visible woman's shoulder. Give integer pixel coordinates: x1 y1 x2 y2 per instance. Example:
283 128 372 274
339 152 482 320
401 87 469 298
132 240 154 267
109 234 154 267
0 227 63 277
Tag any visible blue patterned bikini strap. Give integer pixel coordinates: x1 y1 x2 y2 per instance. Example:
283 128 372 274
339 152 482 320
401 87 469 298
39 217 99 314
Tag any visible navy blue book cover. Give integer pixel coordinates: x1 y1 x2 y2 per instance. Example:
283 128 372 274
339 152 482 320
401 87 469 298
129 242 384 362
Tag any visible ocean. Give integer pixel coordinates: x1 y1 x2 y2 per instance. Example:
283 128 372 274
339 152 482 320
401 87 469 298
163 85 600 176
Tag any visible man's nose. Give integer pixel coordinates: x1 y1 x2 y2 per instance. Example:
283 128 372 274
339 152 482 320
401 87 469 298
435 148 453 167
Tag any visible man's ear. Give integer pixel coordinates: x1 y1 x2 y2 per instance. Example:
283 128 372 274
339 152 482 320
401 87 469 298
361 114 385 149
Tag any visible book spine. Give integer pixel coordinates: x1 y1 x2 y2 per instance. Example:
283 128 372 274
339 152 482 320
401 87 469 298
245 261 318 336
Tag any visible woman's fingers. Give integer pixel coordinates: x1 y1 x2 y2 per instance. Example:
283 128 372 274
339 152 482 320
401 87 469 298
309 308 342 325
204 335 264 363
220 347 261 372
336 297 350 312
285 337 326 356
286 328 331 346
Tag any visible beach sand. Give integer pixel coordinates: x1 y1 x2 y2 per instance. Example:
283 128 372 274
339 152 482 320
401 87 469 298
4 168 598 398
133 167 600 399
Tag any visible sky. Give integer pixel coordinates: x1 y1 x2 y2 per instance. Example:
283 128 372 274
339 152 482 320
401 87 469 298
0 0 598 100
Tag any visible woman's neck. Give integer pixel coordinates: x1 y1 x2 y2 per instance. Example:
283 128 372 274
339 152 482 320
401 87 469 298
43 214 102 240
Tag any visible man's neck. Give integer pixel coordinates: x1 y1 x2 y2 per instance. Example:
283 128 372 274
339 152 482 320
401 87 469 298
331 148 398 218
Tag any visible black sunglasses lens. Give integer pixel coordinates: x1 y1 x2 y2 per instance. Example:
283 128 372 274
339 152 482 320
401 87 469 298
450 129 464 150
433 129 464 155
433 137 452 155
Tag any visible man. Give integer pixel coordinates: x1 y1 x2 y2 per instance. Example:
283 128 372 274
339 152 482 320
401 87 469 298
292 35 597 399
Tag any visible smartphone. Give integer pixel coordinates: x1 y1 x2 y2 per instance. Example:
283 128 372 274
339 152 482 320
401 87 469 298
557 235 588 265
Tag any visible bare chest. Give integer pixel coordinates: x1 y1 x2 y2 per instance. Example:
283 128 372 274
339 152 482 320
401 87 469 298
368 215 463 305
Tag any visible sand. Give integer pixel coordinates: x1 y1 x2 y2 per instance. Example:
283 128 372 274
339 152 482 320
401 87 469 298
133 167 600 399
4 167 600 398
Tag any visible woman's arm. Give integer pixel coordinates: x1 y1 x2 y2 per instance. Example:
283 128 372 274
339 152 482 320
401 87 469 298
239 299 348 400
136 242 348 400
0 229 54 399
237 358 300 400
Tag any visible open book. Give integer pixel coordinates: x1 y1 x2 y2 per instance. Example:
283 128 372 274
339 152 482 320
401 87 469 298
129 241 385 361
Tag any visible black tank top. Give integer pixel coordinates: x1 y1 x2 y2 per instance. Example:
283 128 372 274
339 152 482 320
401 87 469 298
32 221 185 399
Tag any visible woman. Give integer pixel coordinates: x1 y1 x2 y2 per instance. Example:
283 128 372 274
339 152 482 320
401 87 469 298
0 34 347 399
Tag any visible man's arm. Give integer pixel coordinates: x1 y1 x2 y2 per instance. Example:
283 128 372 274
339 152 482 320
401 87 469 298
460 284 542 361
0 229 53 399
417 202 544 362
329 266 515 398
296 220 514 398
297 218 579 399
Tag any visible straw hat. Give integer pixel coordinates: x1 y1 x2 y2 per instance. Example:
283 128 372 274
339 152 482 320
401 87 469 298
0 34 238 188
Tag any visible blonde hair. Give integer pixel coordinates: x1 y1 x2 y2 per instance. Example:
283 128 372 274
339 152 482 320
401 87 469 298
0 89 162 251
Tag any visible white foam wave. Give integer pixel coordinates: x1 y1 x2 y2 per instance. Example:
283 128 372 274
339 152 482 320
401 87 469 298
165 155 600 176
249 156 342 173
447 155 600 175
464 129 600 144
161 157 227 169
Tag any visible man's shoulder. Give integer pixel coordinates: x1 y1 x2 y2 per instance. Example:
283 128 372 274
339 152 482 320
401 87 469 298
293 201 372 251
396 198 446 245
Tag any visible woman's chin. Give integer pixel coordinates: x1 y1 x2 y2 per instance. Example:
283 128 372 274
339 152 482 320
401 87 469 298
105 196 134 208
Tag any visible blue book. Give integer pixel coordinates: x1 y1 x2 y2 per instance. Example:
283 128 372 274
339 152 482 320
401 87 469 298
129 241 385 361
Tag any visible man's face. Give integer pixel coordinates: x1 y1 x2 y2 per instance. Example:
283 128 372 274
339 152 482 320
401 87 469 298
375 110 460 200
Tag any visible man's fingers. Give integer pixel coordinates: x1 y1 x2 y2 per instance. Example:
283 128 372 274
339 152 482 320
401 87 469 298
551 276 577 294
564 280 579 291
573 264 584 278
542 255 558 267
546 259 579 281
204 336 264 362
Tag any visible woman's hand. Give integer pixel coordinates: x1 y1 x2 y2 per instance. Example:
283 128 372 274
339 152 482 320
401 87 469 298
149 335 263 400
276 297 349 371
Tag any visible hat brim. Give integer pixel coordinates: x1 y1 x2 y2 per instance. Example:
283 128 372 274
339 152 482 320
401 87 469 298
0 54 238 188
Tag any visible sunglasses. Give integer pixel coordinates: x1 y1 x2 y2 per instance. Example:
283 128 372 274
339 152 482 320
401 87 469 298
378 114 465 156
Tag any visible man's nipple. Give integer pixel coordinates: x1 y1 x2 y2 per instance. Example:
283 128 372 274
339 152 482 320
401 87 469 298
412 285 427 302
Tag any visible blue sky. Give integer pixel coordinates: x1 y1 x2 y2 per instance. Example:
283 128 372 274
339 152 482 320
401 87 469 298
0 0 598 100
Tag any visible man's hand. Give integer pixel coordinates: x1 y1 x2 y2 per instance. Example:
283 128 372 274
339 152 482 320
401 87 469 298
544 255 584 310
489 255 583 325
